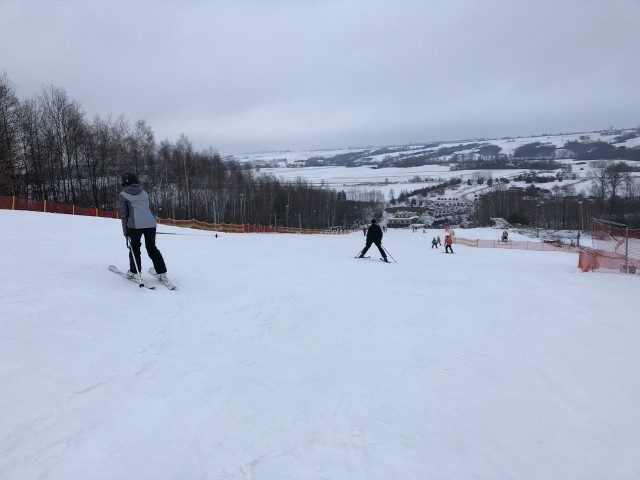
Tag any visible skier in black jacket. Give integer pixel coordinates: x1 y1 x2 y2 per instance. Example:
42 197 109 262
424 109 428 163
358 219 389 262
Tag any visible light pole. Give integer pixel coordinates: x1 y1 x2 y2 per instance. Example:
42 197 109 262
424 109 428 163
536 203 541 238
578 200 583 233
577 200 583 247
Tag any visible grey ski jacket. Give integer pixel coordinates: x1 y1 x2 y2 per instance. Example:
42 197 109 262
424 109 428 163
119 184 157 235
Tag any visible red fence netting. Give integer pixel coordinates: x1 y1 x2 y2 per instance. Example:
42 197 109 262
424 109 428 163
579 220 640 273
0 195 352 235
456 237 579 253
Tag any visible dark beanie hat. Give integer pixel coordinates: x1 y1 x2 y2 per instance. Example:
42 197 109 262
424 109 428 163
371 219 377 224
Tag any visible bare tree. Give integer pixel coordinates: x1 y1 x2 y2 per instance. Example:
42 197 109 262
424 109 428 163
0 73 20 194
605 162 633 216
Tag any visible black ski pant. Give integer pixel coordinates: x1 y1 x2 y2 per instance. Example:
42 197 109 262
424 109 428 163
127 227 167 274
362 240 387 259
445 244 454 253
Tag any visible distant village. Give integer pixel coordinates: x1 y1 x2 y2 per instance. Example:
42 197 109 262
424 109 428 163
385 196 472 228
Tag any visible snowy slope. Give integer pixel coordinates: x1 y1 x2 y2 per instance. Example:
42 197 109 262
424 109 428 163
1 210 639 479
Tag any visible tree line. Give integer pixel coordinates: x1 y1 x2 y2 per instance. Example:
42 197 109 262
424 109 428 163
0 73 382 228
474 161 640 229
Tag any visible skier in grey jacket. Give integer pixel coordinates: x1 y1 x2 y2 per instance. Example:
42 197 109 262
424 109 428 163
119 172 168 281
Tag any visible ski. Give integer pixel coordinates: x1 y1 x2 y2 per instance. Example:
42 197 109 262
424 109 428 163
356 256 371 259
108 265 156 289
148 268 177 290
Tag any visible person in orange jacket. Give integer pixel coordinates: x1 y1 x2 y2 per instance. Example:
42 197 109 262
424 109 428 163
444 234 454 253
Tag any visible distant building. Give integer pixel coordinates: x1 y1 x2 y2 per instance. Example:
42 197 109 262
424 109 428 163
425 196 471 220
386 211 420 228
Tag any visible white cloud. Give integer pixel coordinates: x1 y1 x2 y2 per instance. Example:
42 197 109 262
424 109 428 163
2 0 639 153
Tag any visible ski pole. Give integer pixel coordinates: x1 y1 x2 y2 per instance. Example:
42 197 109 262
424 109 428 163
126 237 144 288
354 246 365 258
382 245 397 263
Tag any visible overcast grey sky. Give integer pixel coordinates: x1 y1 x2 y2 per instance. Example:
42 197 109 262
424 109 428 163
2 0 639 154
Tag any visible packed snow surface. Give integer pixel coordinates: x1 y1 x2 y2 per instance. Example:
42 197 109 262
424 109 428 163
1 210 639 479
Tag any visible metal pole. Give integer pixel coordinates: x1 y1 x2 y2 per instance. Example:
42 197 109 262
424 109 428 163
625 225 629 272
382 246 397 263
593 218 630 273
579 201 584 233
126 237 144 288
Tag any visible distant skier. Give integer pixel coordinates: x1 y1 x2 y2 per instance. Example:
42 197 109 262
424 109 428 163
431 237 438 248
437 236 442 247
358 219 389 262
119 172 170 283
444 234 454 253
501 230 509 243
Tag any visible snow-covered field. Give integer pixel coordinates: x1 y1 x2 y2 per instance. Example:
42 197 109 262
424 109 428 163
231 130 639 200
258 163 595 200
231 131 633 166
1 210 639 479
257 164 534 199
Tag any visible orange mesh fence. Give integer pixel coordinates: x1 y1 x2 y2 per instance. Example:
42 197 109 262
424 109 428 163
12 197 46 212
45 202 75 215
73 206 96 216
456 237 579 253
583 220 640 273
578 248 640 273
0 196 14 209
1 195 353 235
98 209 119 219
156 217 348 234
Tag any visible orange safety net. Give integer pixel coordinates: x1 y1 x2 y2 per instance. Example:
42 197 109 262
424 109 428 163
0 196 12 209
456 237 579 253
0 195 352 235
582 220 640 273
578 248 640 273
12 197 46 212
